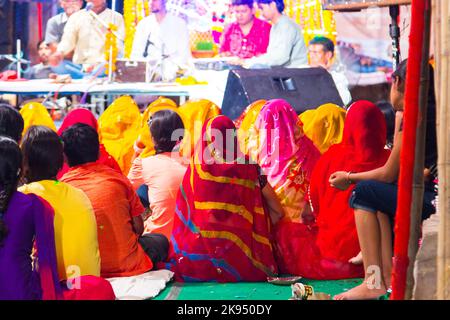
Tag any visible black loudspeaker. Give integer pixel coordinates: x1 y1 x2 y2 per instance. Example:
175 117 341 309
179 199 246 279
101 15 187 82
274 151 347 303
221 67 344 120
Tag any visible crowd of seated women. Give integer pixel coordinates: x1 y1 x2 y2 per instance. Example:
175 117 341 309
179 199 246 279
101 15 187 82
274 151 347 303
0 59 438 300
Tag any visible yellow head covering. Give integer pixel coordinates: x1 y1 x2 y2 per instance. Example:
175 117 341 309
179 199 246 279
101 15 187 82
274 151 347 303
299 103 346 154
177 99 221 158
236 100 267 157
98 96 141 175
139 97 178 158
20 102 57 136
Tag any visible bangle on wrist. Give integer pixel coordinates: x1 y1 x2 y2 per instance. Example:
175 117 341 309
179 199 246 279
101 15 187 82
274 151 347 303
347 171 355 185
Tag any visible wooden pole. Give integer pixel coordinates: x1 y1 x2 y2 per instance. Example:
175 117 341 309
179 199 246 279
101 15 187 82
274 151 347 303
435 0 450 300
405 0 432 300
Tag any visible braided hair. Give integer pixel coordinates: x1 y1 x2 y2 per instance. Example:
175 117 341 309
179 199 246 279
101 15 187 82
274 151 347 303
0 136 22 245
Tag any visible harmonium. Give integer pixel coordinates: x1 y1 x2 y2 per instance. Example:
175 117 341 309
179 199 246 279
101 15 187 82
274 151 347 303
115 59 160 83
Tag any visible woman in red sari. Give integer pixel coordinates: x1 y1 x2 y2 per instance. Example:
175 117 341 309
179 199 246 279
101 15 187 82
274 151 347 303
57 108 121 179
275 100 390 279
164 115 281 282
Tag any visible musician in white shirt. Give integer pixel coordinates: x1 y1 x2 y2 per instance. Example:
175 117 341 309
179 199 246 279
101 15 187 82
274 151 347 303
131 0 191 81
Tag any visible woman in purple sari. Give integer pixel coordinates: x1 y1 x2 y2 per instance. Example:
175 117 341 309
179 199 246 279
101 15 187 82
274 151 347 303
0 136 62 300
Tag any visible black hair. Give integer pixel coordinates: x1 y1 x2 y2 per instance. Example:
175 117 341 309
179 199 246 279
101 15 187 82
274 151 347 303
0 103 24 143
392 59 435 104
257 0 284 13
232 0 254 8
375 100 395 147
0 136 22 245
61 123 100 167
309 36 335 55
37 39 47 50
392 58 437 172
21 126 64 183
149 109 184 154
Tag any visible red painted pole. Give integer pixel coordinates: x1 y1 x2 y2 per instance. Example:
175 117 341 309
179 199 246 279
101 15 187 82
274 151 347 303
390 0 428 300
37 2 43 40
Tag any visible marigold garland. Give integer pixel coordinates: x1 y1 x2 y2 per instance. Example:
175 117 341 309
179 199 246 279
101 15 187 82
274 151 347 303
124 0 150 58
105 23 118 75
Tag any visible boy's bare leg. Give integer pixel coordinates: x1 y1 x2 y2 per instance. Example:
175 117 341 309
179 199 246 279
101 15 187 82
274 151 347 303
334 209 387 300
377 212 393 289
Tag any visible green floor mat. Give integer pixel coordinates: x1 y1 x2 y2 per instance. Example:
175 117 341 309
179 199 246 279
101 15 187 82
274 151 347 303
154 278 364 300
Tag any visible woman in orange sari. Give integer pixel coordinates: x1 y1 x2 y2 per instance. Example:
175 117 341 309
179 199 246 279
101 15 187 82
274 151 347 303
163 115 281 282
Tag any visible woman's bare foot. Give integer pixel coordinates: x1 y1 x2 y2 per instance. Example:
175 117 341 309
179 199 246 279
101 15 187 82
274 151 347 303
349 252 363 265
333 282 387 300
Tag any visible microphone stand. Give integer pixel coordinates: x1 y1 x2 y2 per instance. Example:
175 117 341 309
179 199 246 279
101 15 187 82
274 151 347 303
389 5 401 71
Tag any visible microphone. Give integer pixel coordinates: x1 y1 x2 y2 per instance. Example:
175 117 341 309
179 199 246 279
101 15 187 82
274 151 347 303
85 2 124 41
143 33 154 58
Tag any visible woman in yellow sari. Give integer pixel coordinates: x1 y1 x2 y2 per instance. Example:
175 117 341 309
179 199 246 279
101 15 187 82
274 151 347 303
20 102 57 136
98 96 141 176
177 99 221 158
299 103 346 154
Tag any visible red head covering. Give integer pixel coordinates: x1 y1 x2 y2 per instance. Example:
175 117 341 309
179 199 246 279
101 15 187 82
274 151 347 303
57 108 121 179
57 108 98 135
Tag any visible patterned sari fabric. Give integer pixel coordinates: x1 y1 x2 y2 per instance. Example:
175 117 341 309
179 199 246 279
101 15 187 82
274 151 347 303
138 97 178 159
98 96 141 176
56 108 121 179
299 104 346 154
248 99 321 222
20 102 57 136
164 116 278 282
276 101 391 279
177 99 221 159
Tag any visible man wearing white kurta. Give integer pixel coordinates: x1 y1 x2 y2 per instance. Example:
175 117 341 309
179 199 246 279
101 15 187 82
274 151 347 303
131 0 191 81
49 0 125 69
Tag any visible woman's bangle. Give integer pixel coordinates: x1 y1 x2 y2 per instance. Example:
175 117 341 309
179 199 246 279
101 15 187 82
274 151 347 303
347 171 355 185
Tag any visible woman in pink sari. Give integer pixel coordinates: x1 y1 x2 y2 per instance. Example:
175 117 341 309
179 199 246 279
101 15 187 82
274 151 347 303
246 99 321 272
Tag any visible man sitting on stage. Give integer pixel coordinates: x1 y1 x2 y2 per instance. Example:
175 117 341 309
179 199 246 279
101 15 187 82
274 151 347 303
45 0 83 50
131 0 191 81
23 41 53 80
233 0 308 68
49 0 125 71
308 36 352 106
219 0 271 59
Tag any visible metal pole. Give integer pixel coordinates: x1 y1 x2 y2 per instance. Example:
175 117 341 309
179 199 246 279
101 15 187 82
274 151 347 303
389 5 401 70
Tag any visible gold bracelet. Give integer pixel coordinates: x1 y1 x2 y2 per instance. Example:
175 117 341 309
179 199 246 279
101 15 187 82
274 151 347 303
347 171 354 184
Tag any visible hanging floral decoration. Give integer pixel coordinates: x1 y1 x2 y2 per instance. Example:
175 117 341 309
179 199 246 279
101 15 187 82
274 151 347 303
104 23 118 75
124 0 150 58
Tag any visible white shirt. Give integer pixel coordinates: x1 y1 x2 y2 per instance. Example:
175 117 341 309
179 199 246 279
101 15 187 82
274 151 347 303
245 15 308 68
57 8 125 65
131 13 191 80
330 70 352 106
